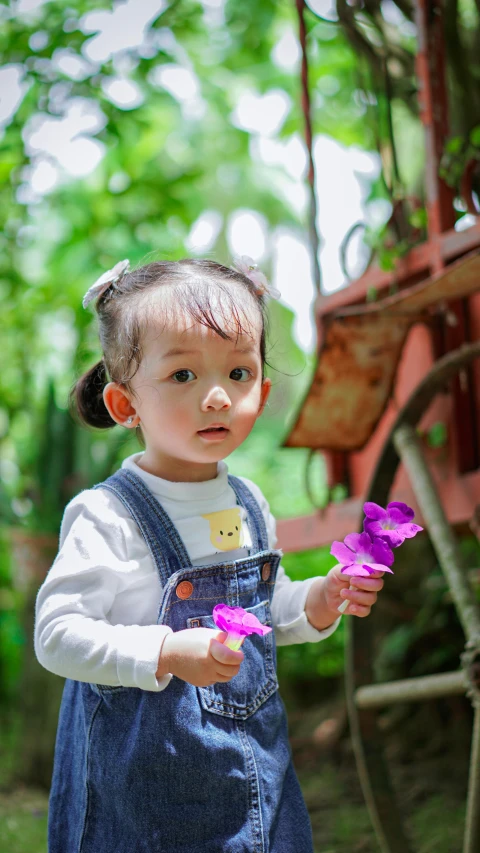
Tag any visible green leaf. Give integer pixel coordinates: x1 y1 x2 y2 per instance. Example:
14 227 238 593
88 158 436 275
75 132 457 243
445 136 463 155
469 126 480 147
426 422 448 449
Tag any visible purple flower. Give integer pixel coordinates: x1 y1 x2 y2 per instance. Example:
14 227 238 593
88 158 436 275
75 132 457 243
212 604 272 650
330 532 395 578
363 501 423 547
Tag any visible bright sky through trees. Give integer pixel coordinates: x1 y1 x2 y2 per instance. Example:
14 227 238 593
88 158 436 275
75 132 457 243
4 0 390 351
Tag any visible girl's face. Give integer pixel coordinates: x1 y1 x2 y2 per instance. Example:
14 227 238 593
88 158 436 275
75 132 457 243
104 286 271 482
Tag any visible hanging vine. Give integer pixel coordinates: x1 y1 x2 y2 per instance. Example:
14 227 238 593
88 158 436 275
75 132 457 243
298 0 480 275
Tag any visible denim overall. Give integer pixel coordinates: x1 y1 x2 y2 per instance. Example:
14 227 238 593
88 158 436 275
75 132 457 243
48 469 314 853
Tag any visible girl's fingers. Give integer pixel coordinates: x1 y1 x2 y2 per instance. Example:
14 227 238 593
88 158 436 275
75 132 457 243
214 663 241 678
346 577 384 593
344 603 371 617
337 570 384 616
210 638 244 665
340 588 378 607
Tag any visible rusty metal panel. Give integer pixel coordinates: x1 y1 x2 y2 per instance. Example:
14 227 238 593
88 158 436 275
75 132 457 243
285 250 480 451
285 313 410 450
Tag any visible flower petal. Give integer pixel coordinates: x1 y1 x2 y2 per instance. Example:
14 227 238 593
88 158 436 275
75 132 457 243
387 501 414 522
212 603 272 638
355 531 380 559
344 532 373 553
363 562 394 574
212 604 232 632
213 603 241 631
363 519 383 537
371 537 395 567
341 564 373 577
330 541 355 564
241 611 272 635
367 525 404 547
398 522 423 539
363 502 387 522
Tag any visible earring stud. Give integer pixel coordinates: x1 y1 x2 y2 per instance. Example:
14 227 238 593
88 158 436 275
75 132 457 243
126 416 134 425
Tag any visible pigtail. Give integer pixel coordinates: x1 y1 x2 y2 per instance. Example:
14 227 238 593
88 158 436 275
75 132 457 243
69 359 116 429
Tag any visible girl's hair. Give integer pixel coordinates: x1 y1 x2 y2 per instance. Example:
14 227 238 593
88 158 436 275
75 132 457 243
70 259 269 432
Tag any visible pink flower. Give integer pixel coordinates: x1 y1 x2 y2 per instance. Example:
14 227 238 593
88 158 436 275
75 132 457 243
363 501 423 547
330 532 395 578
212 603 272 650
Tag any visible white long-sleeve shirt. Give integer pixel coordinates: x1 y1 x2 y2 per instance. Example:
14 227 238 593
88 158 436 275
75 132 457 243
35 452 340 693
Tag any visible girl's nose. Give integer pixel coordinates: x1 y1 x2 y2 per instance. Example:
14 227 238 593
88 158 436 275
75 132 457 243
201 385 231 411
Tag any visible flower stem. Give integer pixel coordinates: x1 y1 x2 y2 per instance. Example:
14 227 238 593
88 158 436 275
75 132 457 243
338 583 356 614
224 632 245 651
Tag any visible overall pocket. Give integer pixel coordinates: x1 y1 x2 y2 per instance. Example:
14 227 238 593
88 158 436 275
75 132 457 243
187 599 278 719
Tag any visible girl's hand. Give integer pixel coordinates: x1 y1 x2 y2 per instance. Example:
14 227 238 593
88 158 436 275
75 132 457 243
324 565 384 617
305 566 384 629
156 627 244 687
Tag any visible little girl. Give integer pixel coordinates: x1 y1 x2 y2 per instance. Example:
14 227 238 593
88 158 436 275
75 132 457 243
35 257 383 853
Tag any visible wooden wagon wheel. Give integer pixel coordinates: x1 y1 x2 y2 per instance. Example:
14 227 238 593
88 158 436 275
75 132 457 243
345 340 480 853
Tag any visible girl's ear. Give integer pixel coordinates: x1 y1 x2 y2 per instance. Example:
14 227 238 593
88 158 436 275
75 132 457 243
257 377 272 416
103 382 139 427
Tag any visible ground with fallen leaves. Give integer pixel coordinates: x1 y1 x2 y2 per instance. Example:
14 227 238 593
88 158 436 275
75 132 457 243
0 698 468 853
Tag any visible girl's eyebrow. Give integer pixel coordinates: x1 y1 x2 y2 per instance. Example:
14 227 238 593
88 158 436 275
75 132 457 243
162 344 257 358
162 348 198 358
235 346 256 355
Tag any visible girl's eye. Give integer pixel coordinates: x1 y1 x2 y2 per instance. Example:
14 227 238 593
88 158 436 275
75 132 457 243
230 367 252 382
171 369 196 383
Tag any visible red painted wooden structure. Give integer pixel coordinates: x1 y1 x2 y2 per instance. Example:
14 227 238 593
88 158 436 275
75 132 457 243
276 0 480 554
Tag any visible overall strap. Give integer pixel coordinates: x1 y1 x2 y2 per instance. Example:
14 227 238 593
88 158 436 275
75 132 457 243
94 469 191 588
227 475 269 553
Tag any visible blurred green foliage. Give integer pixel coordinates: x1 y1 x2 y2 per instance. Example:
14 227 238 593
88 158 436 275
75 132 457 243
0 0 432 539
1 0 477 709
1 0 370 701
0 8 479 853
0 530 23 705
278 548 345 684
374 534 480 686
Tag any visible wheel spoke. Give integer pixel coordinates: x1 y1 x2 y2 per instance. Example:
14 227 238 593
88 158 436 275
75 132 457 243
355 670 465 709
393 423 480 645
345 620 415 853
345 345 480 853
464 703 480 853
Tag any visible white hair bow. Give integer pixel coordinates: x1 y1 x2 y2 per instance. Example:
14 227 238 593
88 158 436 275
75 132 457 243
234 256 281 301
82 259 130 309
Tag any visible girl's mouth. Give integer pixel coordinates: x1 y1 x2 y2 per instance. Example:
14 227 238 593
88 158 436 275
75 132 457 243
197 426 230 440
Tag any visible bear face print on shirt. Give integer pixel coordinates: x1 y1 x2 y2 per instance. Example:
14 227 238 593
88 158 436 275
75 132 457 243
202 507 244 551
